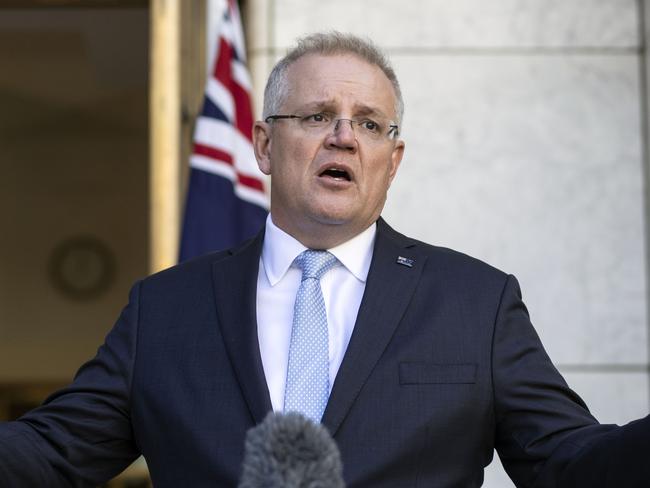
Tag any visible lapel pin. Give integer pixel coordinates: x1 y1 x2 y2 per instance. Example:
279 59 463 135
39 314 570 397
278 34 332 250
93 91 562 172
396 256 414 268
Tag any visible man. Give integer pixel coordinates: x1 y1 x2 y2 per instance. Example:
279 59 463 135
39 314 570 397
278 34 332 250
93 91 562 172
0 32 648 487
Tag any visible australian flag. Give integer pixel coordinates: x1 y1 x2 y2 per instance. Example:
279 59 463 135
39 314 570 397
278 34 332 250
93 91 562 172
179 0 268 262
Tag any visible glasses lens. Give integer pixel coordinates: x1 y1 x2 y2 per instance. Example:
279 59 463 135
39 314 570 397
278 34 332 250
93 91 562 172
353 119 384 140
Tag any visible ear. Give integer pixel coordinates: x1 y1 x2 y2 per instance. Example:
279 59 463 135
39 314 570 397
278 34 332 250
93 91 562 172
253 121 272 175
388 139 405 184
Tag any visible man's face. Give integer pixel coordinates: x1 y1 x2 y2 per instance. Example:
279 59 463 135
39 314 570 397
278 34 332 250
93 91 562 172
254 53 405 248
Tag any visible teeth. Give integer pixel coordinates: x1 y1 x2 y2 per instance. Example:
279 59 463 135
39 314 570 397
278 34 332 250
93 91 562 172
322 168 350 181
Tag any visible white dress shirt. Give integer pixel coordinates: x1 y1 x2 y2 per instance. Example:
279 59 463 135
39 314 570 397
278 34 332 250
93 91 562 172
256 215 376 412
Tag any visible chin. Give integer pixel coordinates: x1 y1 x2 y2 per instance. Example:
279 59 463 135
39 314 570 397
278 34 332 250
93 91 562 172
310 206 355 225
311 214 349 227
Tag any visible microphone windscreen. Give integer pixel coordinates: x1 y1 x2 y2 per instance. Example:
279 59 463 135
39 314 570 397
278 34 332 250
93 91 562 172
238 411 345 488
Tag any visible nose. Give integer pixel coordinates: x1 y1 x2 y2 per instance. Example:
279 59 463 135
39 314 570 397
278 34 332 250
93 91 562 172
326 118 357 151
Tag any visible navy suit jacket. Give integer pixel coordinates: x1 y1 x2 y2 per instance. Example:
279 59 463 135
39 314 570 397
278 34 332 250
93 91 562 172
0 219 648 487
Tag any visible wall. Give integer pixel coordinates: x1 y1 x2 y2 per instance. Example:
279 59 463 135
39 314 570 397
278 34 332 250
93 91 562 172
244 1 649 485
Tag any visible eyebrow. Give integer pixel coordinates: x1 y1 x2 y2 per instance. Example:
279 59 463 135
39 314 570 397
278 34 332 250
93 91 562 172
296 99 389 119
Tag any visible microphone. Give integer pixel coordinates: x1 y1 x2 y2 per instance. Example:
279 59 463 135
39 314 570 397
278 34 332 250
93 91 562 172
238 411 345 488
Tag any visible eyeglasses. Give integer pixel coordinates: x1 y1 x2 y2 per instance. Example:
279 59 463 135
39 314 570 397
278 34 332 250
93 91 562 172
265 112 399 143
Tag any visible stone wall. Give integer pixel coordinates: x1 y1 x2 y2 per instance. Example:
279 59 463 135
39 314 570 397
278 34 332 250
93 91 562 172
244 1 649 485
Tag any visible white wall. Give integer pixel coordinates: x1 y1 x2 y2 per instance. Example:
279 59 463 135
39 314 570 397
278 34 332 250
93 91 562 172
245 1 650 486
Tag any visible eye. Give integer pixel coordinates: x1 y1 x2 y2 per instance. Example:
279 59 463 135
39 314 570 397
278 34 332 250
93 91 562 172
301 112 330 125
359 119 381 134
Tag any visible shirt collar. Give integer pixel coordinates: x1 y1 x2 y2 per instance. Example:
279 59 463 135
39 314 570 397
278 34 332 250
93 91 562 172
261 214 376 286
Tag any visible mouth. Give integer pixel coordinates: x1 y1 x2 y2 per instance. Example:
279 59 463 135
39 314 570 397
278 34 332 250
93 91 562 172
318 165 352 182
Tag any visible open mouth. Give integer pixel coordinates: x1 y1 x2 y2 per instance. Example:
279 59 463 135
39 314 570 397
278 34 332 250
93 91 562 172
320 167 351 181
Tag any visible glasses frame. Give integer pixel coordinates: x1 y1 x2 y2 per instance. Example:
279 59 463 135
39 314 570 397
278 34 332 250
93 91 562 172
265 114 400 140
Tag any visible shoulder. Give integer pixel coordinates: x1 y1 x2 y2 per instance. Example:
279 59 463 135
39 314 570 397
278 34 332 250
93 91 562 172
377 218 510 285
137 235 261 297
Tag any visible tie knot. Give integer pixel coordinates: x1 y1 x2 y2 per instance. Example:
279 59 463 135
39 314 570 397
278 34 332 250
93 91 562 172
295 250 338 280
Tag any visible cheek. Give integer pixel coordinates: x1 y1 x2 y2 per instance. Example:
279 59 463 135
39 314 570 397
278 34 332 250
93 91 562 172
272 138 315 177
271 152 308 196
290 143 317 166
365 160 393 192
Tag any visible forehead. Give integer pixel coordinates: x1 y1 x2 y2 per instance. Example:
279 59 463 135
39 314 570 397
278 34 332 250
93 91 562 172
283 54 396 116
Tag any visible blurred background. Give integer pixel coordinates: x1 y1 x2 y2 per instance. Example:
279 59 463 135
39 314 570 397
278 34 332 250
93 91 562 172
0 0 647 486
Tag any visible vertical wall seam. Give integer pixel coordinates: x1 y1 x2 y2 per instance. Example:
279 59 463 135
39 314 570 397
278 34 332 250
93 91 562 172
636 0 650 409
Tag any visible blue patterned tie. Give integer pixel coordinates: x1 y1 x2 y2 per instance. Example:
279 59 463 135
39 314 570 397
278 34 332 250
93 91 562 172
284 250 338 423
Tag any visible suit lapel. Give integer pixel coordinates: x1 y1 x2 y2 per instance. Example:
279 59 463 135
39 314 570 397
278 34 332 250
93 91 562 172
211 232 273 424
322 219 427 436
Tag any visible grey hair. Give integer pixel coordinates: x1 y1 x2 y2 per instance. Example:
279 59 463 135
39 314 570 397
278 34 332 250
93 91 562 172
262 32 404 126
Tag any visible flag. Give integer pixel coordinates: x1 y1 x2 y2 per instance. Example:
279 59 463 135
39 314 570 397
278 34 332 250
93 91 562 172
179 0 268 262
